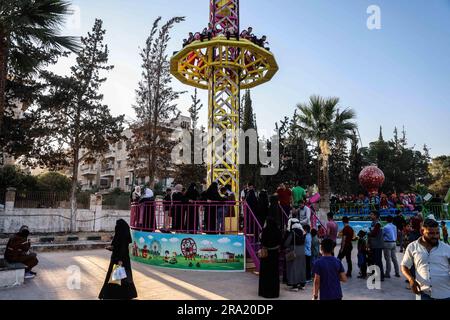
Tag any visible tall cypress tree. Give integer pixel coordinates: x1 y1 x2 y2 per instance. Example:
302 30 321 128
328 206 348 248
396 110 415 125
127 16 185 186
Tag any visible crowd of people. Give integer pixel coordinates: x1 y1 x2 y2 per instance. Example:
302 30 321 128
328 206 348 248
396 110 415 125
4 178 449 301
330 192 427 214
131 181 236 234
182 25 270 51
258 198 450 300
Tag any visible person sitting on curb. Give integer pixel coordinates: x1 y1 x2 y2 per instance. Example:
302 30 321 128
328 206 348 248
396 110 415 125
4 225 39 279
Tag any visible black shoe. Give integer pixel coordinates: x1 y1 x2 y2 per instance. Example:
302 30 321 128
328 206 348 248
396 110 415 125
29 271 37 275
395 274 401 278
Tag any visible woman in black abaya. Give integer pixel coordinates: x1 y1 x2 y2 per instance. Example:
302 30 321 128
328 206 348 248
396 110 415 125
258 216 282 298
99 219 138 300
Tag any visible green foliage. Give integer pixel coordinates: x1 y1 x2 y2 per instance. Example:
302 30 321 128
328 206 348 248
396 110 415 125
36 171 71 192
0 165 37 191
128 16 185 185
429 155 450 196
0 0 80 147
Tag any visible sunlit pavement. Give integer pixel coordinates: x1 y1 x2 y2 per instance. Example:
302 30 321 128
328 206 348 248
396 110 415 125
0 249 414 300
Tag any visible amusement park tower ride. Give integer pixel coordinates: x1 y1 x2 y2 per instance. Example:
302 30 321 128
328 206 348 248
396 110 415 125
170 0 278 204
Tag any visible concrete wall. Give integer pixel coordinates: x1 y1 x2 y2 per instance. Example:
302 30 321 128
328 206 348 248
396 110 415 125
0 208 130 234
0 189 130 234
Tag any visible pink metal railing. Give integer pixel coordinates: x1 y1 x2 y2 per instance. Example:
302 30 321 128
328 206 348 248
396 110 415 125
130 201 240 234
243 201 262 271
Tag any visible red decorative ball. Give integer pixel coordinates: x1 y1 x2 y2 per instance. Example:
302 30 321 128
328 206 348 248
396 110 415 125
359 165 385 194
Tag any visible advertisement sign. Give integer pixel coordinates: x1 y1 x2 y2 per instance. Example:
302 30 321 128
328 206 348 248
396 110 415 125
130 231 245 272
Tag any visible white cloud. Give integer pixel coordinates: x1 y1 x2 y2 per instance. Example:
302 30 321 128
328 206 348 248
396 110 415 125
233 242 242 247
201 240 212 246
217 237 231 244
139 237 145 244
169 238 179 243
161 238 168 242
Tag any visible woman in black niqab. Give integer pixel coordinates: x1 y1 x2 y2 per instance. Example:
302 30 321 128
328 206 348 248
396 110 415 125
99 219 138 300
185 183 200 233
258 216 282 298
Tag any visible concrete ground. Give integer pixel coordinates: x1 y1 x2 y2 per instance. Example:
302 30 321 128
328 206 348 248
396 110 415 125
0 248 415 300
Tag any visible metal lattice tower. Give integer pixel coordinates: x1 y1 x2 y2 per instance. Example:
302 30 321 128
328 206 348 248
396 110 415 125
171 0 278 201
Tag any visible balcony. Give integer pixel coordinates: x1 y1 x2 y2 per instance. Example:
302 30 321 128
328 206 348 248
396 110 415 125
104 150 116 160
101 168 115 178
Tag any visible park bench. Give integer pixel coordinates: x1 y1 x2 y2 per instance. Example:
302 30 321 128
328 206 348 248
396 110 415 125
0 258 26 288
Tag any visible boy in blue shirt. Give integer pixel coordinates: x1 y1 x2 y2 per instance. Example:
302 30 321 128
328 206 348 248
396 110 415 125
312 239 347 300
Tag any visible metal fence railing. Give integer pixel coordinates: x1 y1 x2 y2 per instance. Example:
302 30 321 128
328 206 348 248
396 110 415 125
14 191 90 209
130 201 240 234
330 202 449 220
102 194 130 210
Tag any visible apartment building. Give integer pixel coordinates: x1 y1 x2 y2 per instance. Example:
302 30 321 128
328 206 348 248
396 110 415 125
77 115 191 193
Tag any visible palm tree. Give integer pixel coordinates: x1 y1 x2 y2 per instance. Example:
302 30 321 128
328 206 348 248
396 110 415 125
0 0 79 132
295 95 357 211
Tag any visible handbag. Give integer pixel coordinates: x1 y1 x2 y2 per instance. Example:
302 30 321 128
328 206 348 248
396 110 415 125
285 230 297 262
108 264 125 286
257 247 268 259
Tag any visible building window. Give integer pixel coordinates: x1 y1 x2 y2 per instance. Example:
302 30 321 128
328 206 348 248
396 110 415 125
117 141 123 150
117 160 121 168
116 179 120 188
125 177 130 186
181 121 189 129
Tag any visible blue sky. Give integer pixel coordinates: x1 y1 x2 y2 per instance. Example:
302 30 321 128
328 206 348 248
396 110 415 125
52 0 450 156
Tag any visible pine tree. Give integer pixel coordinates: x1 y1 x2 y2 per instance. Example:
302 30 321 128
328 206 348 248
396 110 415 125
240 89 259 187
378 126 384 141
172 89 206 186
188 89 202 131
30 19 124 231
127 16 185 186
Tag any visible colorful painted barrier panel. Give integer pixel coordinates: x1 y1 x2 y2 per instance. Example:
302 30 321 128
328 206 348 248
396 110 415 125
130 230 245 272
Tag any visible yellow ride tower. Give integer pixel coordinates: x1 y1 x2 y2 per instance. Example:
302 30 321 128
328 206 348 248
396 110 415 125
170 0 278 230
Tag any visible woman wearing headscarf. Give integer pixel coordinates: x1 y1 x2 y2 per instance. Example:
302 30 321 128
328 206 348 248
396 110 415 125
171 184 185 231
131 186 141 204
268 194 282 230
99 219 137 300
256 189 269 226
204 182 225 234
283 210 307 291
258 216 282 298
185 183 200 233
4 225 38 279
137 185 155 229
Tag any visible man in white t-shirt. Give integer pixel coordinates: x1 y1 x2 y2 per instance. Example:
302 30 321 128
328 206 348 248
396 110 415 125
401 218 450 300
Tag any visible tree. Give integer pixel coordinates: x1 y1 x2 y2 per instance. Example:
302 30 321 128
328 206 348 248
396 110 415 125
348 130 365 194
127 16 185 187
172 89 206 187
30 19 124 231
240 89 260 186
0 165 37 191
0 0 79 136
295 96 357 210
329 138 349 195
429 155 450 196
37 171 71 192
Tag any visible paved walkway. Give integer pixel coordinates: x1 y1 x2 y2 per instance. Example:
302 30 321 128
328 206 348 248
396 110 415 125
0 249 415 300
